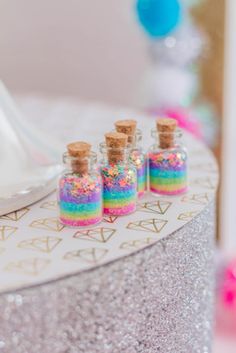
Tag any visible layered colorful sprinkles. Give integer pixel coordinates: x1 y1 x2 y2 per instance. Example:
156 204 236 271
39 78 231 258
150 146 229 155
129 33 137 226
101 164 137 215
149 148 187 195
58 174 102 227
130 149 147 197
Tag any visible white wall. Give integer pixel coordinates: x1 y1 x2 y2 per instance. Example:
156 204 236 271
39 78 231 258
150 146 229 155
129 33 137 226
221 0 236 253
0 0 149 105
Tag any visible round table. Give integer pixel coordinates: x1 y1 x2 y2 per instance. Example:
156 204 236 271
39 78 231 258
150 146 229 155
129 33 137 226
0 98 218 353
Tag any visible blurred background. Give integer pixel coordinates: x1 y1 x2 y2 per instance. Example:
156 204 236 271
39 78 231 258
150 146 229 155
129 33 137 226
0 0 235 350
0 0 148 105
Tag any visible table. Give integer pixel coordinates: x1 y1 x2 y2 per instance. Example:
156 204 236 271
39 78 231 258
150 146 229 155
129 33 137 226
0 98 218 353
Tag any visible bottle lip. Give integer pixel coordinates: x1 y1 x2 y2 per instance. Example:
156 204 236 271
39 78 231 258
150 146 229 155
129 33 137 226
99 142 133 153
151 127 183 139
110 128 142 145
111 128 142 138
62 150 97 163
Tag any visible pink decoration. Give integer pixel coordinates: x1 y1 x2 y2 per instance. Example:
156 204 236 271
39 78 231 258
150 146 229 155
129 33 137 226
149 106 203 140
222 260 236 308
216 259 236 337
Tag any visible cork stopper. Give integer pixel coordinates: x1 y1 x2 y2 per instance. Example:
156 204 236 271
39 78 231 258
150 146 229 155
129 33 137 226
156 118 177 149
67 141 91 174
105 132 128 164
115 119 137 144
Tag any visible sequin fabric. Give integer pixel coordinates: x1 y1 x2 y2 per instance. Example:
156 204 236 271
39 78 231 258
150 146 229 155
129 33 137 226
0 202 215 353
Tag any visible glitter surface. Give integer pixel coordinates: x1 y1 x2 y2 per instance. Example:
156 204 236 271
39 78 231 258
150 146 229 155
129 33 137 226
149 147 187 195
58 173 103 227
101 164 137 215
0 202 215 353
130 149 147 198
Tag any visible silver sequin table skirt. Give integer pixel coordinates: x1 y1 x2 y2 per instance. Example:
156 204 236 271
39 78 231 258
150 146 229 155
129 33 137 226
0 201 215 353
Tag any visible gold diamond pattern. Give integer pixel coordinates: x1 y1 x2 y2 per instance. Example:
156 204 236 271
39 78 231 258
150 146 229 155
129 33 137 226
181 193 210 205
190 149 206 156
137 200 171 215
120 237 155 250
0 225 17 241
40 201 57 210
0 208 29 221
103 215 118 224
64 248 108 264
74 228 116 243
127 218 167 233
177 211 199 221
191 177 216 190
5 258 50 276
0 137 218 293
190 163 217 173
30 218 64 232
18 236 62 253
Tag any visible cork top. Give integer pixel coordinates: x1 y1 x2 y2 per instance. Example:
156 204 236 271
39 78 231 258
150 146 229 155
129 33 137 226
105 132 128 148
105 132 128 164
66 141 91 174
156 118 178 149
67 141 91 158
156 118 177 133
115 119 137 136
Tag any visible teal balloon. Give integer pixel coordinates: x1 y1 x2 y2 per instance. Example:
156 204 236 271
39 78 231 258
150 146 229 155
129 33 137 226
136 0 181 38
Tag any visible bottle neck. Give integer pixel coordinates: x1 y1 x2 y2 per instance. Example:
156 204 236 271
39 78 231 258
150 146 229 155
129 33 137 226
151 128 183 149
63 151 97 175
112 128 143 149
131 129 142 148
100 143 131 165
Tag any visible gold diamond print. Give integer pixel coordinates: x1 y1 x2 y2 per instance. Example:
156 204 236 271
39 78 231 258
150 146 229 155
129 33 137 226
190 149 206 156
0 208 29 221
181 193 210 205
103 215 118 224
40 201 57 210
120 237 155 250
177 211 199 221
190 163 217 173
64 248 108 264
137 200 171 215
74 228 116 243
30 218 64 232
191 177 216 190
5 258 50 276
127 218 167 233
0 225 17 241
18 236 62 253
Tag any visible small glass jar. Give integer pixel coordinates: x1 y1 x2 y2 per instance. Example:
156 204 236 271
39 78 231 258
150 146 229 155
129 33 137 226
100 143 137 216
129 129 147 198
148 128 188 195
58 151 103 227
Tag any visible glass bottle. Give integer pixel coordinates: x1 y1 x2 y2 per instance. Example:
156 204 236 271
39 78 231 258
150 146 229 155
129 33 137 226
58 149 103 227
129 129 147 198
100 143 137 216
148 128 188 195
